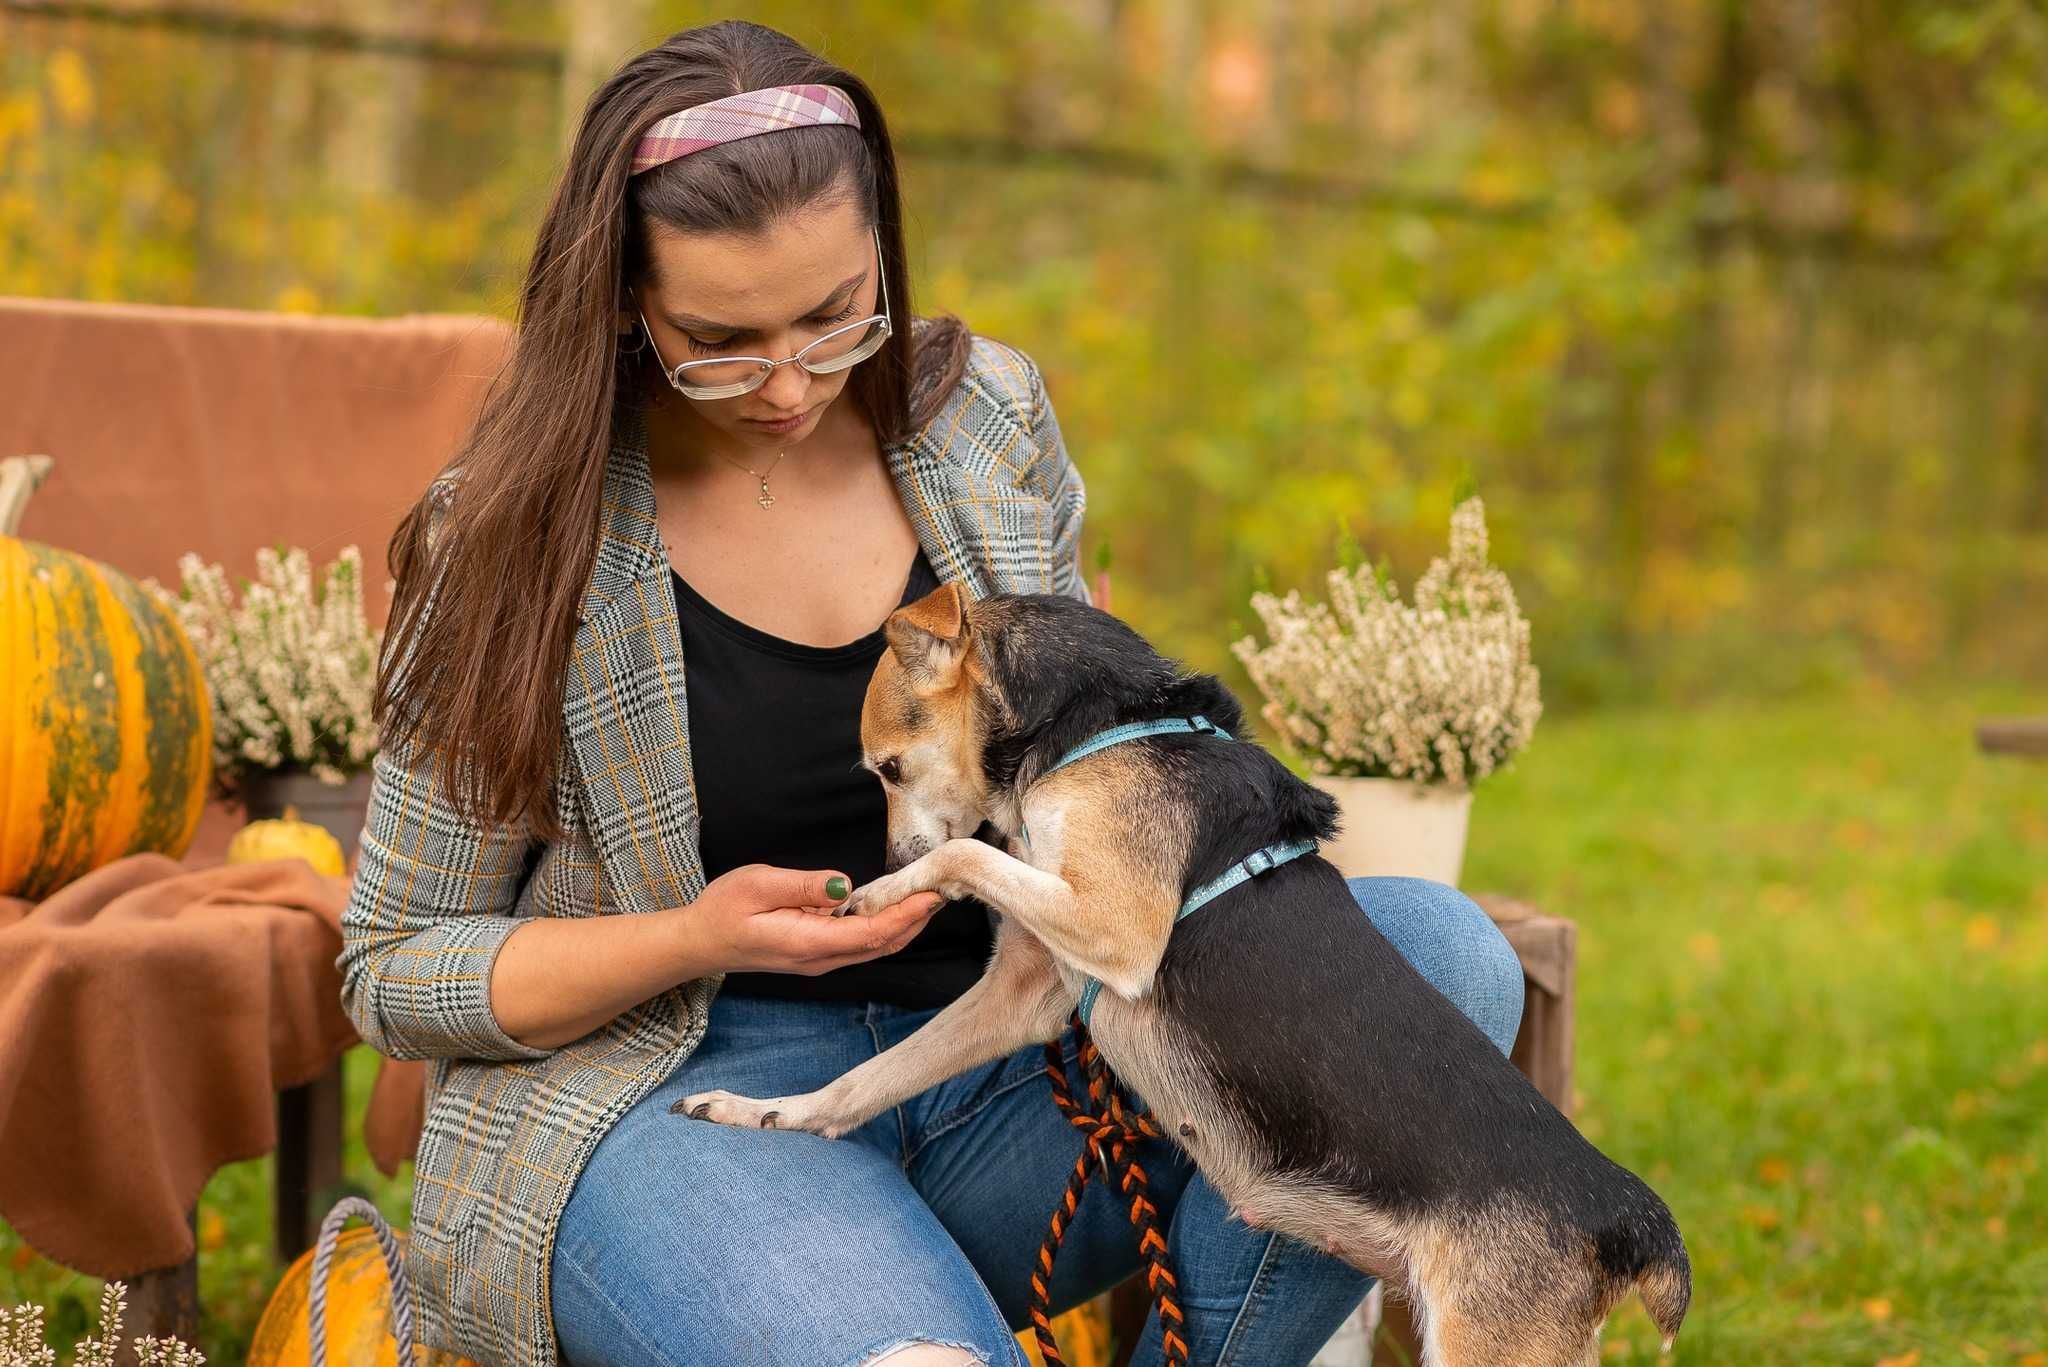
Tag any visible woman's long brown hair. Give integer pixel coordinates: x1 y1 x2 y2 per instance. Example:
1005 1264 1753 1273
376 20 969 842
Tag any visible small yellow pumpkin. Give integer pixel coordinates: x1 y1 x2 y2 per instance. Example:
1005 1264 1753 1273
1017 1297 1116 1367
249 1226 480 1367
0 455 212 898
228 804 346 877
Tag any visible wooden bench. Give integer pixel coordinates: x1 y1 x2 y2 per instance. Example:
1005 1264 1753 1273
118 803 355 1345
4 296 507 1347
1977 718 2048 759
1474 895 1578 1116
122 1071 345 1346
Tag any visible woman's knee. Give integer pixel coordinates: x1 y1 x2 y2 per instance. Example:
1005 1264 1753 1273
863 1344 989 1366
1345 875 1524 1055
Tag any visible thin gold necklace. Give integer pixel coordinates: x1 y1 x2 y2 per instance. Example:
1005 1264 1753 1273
712 447 787 509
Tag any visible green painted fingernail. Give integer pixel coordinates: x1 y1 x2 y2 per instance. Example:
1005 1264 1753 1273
826 876 849 901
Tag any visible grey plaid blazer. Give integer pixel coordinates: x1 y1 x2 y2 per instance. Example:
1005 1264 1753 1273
338 335 1088 1367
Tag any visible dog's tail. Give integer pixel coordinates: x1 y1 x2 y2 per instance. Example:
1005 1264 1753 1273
1633 1222 1692 1352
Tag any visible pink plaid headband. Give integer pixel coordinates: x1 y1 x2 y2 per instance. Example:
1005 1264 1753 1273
631 83 862 176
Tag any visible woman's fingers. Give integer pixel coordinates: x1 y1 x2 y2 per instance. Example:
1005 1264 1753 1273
788 892 942 970
737 863 851 912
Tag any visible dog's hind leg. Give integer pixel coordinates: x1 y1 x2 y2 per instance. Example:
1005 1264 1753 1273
1408 1217 1604 1367
676 917 1074 1138
1422 1307 1594 1367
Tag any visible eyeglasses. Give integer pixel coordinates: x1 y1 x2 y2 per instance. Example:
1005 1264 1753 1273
637 228 893 401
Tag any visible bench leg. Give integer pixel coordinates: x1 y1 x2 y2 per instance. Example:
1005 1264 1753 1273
1507 931 1577 1118
124 1208 201 1359
275 1058 346 1263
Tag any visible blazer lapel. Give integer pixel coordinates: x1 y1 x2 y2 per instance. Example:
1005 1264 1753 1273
884 401 1054 598
885 433 996 598
564 405 704 917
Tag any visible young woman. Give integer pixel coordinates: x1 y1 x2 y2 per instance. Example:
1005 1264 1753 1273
340 20 1525 1367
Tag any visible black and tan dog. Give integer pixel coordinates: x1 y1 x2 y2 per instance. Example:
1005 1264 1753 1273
682 583 1689 1365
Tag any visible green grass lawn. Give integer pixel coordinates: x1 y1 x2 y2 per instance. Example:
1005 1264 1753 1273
4 686 2044 1364
1462 686 2048 1366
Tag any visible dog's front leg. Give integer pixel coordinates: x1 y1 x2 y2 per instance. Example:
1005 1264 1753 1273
847 837 1171 1001
678 919 1072 1138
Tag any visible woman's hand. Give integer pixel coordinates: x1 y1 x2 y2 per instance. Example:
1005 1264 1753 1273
490 864 944 1051
671 863 944 976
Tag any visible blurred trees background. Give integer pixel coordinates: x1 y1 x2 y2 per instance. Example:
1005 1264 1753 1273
3 0 2043 708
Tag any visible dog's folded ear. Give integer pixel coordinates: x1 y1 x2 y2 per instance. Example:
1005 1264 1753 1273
886 580 972 685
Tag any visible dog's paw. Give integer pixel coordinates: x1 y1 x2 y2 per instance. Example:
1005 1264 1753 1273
672 1089 793 1129
673 1089 852 1138
838 872 913 918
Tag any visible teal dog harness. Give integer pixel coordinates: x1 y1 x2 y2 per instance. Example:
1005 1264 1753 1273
1020 715 1319 1026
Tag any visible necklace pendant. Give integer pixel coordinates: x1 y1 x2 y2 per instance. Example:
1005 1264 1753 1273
756 479 775 509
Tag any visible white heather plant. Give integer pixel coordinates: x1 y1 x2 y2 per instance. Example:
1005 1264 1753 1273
1231 496 1542 787
144 544 384 799
0 1282 204 1367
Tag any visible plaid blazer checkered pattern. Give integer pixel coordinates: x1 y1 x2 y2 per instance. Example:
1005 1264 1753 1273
338 335 1088 1367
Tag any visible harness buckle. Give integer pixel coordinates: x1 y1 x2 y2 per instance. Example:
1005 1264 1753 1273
1243 847 1275 877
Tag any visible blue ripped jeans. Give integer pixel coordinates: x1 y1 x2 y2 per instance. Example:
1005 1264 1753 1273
548 878 1524 1367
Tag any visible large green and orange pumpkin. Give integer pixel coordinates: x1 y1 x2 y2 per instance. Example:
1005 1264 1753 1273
0 454 211 898
251 1226 481 1367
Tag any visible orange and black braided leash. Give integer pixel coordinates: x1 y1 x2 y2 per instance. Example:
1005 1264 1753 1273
1029 1013 1190 1366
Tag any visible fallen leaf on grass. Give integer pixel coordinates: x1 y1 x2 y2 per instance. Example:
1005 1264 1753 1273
1874 1352 1919 1367
1862 1297 1893 1322
1740 1204 1781 1232
1963 914 2000 949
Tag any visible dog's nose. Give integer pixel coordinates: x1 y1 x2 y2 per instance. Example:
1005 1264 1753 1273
883 833 933 872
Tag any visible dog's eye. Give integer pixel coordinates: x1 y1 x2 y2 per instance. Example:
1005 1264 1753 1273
877 758 902 784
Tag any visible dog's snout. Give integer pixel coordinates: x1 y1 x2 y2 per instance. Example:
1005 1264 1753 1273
884 833 933 872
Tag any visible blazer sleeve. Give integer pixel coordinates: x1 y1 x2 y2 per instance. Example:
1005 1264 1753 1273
337 483 556 1064
1020 351 1092 607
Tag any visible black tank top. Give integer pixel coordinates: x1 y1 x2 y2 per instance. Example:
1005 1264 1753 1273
673 547 996 1007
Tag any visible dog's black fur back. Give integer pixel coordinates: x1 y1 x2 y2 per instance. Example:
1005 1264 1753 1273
979 592 1690 1339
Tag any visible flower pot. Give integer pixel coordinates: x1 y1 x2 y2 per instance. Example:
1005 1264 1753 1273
1312 775 1473 887
239 767 374 861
